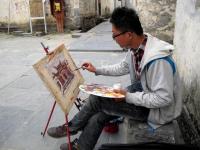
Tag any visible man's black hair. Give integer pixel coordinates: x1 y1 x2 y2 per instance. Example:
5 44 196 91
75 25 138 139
110 7 143 35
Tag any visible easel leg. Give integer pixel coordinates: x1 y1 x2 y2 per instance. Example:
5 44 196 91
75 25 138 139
41 101 56 137
65 114 72 150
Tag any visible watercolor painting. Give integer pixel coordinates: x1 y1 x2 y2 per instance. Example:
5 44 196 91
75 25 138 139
33 44 84 114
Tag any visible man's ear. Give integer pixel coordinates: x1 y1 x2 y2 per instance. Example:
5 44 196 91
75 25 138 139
127 32 133 39
129 32 137 40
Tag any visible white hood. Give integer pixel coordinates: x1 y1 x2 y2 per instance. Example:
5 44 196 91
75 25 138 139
140 33 174 71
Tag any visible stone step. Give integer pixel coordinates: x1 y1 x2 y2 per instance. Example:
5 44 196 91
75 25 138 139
0 26 19 32
125 119 184 144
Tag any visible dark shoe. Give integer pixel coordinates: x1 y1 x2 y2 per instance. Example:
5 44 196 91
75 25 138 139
47 123 78 138
60 138 79 150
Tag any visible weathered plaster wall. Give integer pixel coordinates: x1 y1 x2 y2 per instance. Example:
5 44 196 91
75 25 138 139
101 0 114 17
133 0 176 43
0 0 29 26
0 0 114 32
174 0 200 145
79 0 96 15
54 0 114 28
0 0 55 32
0 0 176 34
66 0 114 30
64 0 96 30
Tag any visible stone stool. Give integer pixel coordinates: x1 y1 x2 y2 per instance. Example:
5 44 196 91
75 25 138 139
125 119 178 143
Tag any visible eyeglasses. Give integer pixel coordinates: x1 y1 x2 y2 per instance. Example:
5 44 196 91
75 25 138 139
112 31 127 39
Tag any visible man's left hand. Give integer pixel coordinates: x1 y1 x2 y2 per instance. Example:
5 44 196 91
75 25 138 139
114 98 125 102
113 88 127 102
113 88 127 95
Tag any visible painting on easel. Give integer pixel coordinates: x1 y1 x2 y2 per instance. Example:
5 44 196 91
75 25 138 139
33 44 84 114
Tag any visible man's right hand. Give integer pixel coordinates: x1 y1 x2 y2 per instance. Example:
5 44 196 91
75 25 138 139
82 62 96 73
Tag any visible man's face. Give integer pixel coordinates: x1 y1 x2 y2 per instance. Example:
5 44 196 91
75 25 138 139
112 25 132 49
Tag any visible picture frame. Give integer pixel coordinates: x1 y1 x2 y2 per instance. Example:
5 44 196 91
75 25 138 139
33 44 84 114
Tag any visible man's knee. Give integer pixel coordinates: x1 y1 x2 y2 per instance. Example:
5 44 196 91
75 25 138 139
88 95 101 106
88 113 110 126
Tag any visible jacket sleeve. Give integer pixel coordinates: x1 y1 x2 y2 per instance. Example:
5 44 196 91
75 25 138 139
95 53 130 76
125 59 174 108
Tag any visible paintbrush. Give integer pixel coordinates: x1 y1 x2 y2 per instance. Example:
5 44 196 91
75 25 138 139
73 66 83 71
73 64 89 71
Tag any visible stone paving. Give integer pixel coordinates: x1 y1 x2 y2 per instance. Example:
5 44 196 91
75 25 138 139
0 21 129 150
69 21 122 52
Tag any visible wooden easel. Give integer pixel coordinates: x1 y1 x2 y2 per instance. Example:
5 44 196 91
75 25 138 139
40 42 72 150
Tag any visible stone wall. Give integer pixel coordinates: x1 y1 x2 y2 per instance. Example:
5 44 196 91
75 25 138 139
133 0 176 43
174 0 200 145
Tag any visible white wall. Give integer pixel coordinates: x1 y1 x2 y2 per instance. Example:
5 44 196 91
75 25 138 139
174 0 200 140
174 0 200 97
0 0 29 25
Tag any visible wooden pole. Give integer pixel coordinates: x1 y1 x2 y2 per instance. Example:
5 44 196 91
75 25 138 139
65 114 72 150
8 0 11 34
